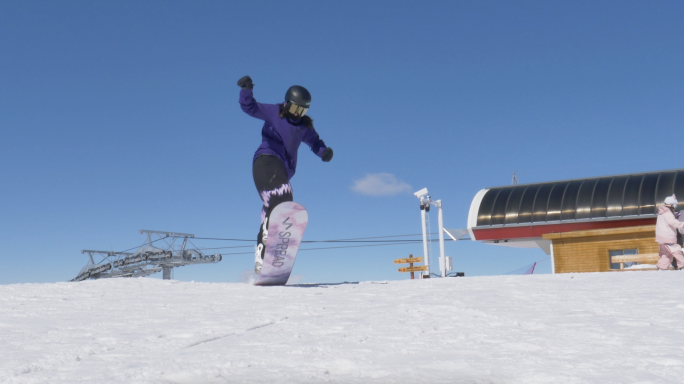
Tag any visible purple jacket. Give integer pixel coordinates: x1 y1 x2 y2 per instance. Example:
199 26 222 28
239 88 327 180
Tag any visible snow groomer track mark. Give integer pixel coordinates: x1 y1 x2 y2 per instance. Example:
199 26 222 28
184 317 288 349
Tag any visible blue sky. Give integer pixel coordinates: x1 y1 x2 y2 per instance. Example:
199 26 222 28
1 1 683 284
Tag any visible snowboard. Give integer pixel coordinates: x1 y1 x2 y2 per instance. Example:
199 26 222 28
254 201 308 286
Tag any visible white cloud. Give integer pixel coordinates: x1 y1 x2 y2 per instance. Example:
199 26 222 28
351 173 412 196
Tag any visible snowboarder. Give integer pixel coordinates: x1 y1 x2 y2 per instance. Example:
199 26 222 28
237 76 333 274
655 195 684 270
674 211 684 269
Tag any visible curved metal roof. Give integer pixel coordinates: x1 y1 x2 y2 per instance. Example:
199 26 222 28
475 169 684 227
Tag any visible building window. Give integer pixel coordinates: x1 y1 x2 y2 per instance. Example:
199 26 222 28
609 249 638 270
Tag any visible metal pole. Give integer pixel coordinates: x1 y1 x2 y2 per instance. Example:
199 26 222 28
163 266 171 280
437 200 446 277
420 204 429 278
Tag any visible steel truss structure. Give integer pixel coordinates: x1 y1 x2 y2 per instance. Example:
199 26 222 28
71 229 222 282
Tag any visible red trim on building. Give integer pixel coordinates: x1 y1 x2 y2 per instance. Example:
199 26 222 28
472 218 657 241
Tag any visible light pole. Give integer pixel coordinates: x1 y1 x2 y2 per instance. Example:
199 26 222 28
414 188 449 278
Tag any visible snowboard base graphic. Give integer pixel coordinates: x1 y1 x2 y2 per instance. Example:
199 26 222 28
254 202 308 286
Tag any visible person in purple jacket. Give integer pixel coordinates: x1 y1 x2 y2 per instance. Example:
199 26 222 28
237 75 333 274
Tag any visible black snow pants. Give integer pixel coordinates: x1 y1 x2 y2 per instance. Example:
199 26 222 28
252 155 294 247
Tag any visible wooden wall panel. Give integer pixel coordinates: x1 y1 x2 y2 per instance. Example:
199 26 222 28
548 226 659 274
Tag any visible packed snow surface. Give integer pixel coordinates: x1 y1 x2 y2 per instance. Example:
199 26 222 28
2 272 684 383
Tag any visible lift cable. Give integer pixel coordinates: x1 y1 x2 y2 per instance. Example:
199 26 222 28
216 238 455 256
117 237 168 253
192 239 426 251
114 233 444 255
192 232 439 244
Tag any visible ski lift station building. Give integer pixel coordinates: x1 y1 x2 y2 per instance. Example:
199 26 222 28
466 169 684 274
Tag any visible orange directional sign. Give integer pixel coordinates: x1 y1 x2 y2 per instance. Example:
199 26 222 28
395 254 425 279
393 257 423 264
398 265 429 273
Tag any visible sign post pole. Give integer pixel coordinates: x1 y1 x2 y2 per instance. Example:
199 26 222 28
409 254 415 280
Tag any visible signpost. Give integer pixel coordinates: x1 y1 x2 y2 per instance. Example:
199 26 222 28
394 254 427 279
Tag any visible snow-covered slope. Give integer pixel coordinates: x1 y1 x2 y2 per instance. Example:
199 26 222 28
2 272 684 383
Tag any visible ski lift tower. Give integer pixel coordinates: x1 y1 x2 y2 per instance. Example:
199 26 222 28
413 188 452 278
71 229 222 282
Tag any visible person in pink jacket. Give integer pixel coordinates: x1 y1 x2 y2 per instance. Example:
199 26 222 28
655 195 684 270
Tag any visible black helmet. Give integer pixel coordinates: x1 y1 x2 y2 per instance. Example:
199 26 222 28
285 85 311 107
284 85 311 117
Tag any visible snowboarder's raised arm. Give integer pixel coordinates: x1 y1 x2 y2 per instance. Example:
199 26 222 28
237 76 279 123
302 127 333 162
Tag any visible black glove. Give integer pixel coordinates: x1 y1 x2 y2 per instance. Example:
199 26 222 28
237 76 253 90
322 147 333 162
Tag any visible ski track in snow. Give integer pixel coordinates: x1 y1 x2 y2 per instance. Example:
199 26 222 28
1 273 684 383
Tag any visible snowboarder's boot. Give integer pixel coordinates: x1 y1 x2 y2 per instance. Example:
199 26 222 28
254 244 264 274
254 218 269 274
